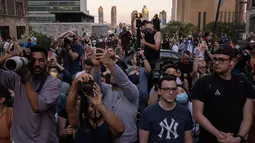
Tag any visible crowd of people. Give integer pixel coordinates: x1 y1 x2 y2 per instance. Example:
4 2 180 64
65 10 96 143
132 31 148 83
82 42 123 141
0 19 255 143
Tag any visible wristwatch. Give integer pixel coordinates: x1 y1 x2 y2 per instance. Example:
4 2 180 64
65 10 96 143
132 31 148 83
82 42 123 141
234 134 245 143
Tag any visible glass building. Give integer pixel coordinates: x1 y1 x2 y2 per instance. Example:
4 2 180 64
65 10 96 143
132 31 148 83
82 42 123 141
28 0 89 22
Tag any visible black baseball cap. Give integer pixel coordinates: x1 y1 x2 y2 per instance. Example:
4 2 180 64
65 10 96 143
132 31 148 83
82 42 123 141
213 44 235 58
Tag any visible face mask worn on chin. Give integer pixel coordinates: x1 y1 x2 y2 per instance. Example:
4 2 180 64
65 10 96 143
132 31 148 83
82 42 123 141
128 74 140 85
50 72 58 78
176 93 189 105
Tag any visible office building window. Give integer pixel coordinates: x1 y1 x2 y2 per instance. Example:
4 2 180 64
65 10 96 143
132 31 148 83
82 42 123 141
228 12 231 22
7 0 15 15
16 26 25 39
220 11 223 22
232 12 235 22
250 17 255 32
224 12 227 22
16 2 24 16
0 26 10 41
252 0 255 7
0 0 5 14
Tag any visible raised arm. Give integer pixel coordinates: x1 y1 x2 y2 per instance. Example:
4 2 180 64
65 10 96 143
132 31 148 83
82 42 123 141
108 63 139 104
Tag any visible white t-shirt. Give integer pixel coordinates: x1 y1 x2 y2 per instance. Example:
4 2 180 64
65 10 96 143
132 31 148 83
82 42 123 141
172 44 179 52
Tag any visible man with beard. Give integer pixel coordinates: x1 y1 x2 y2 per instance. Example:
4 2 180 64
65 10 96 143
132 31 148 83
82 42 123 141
66 74 124 143
106 46 127 72
0 46 61 143
191 45 255 143
141 21 161 70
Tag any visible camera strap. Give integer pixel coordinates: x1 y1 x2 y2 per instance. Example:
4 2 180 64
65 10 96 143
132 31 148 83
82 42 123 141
36 73 48 94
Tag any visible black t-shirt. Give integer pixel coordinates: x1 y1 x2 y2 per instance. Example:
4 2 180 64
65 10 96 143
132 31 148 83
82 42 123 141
191 73 255 143
74 120 114 143
116 58 127 72
58 109 73 143
144 31 160 64
139 103 193 143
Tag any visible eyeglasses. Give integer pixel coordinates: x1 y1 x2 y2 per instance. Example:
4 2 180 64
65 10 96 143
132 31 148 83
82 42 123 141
212 57 230 64
160 87 177 93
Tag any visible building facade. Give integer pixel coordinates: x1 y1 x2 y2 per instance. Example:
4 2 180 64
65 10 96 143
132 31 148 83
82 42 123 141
160 10 167 25
0 0 29 40
98 6 103 23
28 0 89 23
176 0 236 28
142 5 149 21
111 6 117 27
246 0 255 33
171 0 177 21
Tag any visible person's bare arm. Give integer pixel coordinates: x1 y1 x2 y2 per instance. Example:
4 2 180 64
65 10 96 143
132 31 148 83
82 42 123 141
66 83 80 129
192 50 199 73
97 104 125 137
184 130 193 143
139 129 149 143
142 32 161 51
59 117 68 137
192 100 224 139
143 58 151 73
68 48 79 61
147 89 158 105
237 99 253 138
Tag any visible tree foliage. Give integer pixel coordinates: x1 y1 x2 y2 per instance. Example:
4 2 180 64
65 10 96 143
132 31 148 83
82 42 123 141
161 21 244 41
161 21 198 38
30 26 52 49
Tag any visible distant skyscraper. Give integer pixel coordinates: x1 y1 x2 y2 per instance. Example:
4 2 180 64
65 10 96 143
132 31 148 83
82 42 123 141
98 6 104 23
131 10 138 24
171 0 177 21
142 5 149 21
111 6 117 27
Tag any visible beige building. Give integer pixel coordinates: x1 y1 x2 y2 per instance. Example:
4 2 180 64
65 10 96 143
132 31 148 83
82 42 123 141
111 6 117 27
175 0 236 28
98 6 103 23
0 0 29 40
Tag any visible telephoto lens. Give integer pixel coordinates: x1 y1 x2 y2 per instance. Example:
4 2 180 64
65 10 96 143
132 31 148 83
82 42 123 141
4 56 29 72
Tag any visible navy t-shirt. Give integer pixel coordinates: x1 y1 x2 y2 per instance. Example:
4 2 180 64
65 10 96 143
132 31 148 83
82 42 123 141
139 103 193 143
69 44 83 75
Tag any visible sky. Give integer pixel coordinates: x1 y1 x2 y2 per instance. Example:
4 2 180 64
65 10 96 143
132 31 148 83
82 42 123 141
87 0 172 24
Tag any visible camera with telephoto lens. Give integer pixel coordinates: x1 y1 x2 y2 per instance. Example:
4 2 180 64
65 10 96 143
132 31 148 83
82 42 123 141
81 80 94 96
152 57 180 86
4 55 29 72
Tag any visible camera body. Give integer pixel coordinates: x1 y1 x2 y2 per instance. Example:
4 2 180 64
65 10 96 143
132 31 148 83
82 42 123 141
4 56 29 72
152 57 180 86
81 80 94 96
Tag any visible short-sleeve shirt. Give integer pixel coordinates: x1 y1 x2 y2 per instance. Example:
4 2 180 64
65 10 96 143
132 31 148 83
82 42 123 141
139 103 193 143
191 73 255 143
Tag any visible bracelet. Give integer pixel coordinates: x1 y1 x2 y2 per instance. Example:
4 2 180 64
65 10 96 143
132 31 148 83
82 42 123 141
142 57 146 60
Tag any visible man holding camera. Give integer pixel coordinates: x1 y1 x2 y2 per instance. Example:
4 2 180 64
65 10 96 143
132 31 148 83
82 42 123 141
141 21 161 69
91 48 139 143
0 47 61 143
66 73 125 143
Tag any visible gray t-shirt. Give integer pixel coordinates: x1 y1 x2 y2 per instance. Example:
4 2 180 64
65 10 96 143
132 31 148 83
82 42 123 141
93 64 139 143
0 69 61 143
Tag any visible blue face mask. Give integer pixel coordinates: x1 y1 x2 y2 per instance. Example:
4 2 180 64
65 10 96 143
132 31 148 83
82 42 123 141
176 93 189 105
